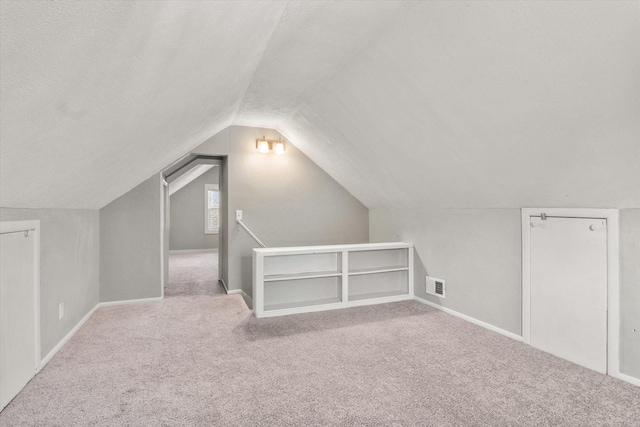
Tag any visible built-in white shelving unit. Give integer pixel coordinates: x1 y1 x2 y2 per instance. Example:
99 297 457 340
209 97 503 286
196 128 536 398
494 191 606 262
253 242 414 318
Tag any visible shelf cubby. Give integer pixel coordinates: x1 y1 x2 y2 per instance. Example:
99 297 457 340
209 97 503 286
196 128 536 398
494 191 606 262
348 248 408 273
348 270 408 302
263 276 342 312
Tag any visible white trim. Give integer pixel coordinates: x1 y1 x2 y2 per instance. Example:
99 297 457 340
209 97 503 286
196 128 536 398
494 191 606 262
226 289 249 297
220 280 253 305
521 210 531 345
224 279 253 308
226 288 254 310
39 295 164 370
96 296 164 308
168 164 215 195
254 241 411 255
0 220 41 375
169 248 217 254
414 296 523 342
205 183 220 235
614 372 640 388
39 304 98 370
160 175 165 299
521 208 619 377
408 248 415 298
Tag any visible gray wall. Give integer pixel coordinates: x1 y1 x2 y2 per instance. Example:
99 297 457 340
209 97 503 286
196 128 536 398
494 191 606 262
193 126 369 297
620 208 640 379
100 174 162 302
371 207 640 381
370 208 522 335
99 125 366 301
169 167 219 251
0 208 99 358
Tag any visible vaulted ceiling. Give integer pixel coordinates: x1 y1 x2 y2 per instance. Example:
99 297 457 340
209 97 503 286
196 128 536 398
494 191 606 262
1 1 638 209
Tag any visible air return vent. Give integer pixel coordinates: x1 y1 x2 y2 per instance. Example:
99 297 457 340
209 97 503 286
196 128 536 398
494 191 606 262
426 276 445 298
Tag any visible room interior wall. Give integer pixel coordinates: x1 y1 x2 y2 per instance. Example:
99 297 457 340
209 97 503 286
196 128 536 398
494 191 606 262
227 126 370 298
169 167 220 251
193 125 369 299
0 208 99 358
371 207 640 382
98 125 367 303
369 208 522 335
99 174 162 302
620 208 640 379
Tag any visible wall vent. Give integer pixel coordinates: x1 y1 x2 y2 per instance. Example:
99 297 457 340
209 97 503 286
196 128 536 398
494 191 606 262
426 276 445 298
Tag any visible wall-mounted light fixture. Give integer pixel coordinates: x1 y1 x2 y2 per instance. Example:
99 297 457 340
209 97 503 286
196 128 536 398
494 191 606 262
256 136 286 155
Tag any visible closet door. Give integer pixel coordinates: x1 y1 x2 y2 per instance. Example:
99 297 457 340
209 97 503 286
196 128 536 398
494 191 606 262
529 217 607 373
1 230 37 411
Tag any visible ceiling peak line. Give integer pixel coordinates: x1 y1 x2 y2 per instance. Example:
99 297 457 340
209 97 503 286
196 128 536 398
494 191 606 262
231 2 289 124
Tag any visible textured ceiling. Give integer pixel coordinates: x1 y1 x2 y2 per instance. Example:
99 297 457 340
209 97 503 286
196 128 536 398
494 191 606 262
1 1 638 209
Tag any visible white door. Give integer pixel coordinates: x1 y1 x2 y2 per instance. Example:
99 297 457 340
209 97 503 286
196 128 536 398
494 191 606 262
0 230 37 410
530 216 608 373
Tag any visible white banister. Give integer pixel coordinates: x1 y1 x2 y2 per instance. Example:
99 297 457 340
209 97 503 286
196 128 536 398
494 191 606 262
236 219 267 248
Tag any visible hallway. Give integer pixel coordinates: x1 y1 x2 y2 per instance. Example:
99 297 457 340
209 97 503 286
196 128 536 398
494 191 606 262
165 250 224 297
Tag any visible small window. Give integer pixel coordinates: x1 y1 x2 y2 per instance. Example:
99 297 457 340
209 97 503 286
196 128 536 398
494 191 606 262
205 184 219 234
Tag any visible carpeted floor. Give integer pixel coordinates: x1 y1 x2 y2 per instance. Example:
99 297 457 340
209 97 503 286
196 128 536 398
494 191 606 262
165 250 223 297
1 254 639 425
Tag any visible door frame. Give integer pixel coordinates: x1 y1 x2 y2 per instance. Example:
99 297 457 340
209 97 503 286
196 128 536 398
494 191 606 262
521 208 619 376
0 220 41 375
161 156 225 294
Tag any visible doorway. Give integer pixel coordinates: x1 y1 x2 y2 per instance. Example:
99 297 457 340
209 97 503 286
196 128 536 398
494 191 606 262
162 156 226 297
522 208 620 375
0 220 40 411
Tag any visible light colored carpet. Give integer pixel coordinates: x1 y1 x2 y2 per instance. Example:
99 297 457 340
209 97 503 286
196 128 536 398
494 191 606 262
1 294 639 425
0 249 640 427
165 250 224 297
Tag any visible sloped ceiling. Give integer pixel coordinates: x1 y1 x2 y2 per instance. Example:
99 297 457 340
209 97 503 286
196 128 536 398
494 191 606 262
1 1 638 209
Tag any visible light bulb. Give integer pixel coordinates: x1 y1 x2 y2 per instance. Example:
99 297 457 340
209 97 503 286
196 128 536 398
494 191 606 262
274 141 285 155
258 140 270 153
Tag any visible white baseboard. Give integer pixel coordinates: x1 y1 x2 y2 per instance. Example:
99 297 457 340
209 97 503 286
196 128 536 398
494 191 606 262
97 296 164 308
224 285 253 309
169 249 217 254
35 292 640 390
413 296 640 388
227 288 251 301
414 296 523 342
220 278 229 293
39 304 99 370
614 372 640 388
39 296 163 370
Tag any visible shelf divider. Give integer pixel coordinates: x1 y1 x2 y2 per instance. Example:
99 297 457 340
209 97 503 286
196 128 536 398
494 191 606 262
264 297 341 311
348 289 408 302
263 270 341 282
348 265 408 276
